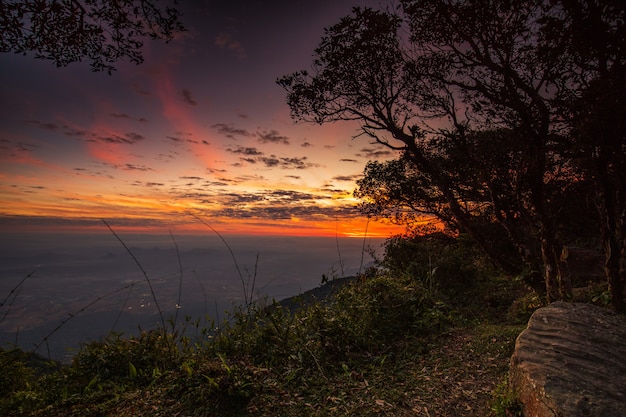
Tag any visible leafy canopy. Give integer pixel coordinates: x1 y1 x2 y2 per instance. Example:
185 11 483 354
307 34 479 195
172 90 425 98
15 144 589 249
278 1 626 308
0 0 184 73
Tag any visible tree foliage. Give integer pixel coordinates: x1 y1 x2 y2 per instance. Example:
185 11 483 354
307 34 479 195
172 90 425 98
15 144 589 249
0 0 184 73
278 2 626 311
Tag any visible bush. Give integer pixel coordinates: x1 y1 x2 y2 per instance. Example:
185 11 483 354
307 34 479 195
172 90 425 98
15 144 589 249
70 329 179 388
0 348 34 397
319 272 451 354
1 230 529 415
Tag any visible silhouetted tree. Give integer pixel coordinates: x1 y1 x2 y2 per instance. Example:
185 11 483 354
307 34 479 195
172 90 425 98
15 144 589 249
0 0 184 73
278 2 625 310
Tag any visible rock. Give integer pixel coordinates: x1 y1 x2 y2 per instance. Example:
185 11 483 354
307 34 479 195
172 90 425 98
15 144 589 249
510 301 626 417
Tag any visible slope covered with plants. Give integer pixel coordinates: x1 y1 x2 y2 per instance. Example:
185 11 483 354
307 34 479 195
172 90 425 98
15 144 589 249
4 227 601 416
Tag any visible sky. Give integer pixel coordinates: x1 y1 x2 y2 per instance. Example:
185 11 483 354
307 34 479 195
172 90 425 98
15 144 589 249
0 0 404 238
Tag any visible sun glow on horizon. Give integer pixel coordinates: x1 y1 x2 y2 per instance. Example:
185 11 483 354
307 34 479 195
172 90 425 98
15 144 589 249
0 1 404 242
0 213 404 238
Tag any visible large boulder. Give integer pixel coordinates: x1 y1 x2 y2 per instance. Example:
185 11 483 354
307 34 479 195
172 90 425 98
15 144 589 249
510 301 626 417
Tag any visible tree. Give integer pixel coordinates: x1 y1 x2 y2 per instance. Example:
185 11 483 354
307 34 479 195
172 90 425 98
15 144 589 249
545 0 626 312
278 2 625 310
0 0 184 73
352 128 551 290
278 5 564 297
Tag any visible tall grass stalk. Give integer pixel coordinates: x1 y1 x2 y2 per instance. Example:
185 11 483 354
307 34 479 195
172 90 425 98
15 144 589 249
102 220 167 331
192 270 210 327
359 216 370 274
110 277 136 334
32 280 138 358
169 230 184 328
189 213 253 310
244 254 259 309
0 271 34 323
335 220 345 278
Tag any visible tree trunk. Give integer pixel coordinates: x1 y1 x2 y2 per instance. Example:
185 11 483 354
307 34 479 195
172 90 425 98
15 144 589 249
491 203 544 293
598 178 625 313
540 237 561 302
527 155 571 302
616 151 626 314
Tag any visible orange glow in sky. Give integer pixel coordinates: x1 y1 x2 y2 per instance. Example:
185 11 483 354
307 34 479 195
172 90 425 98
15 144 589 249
0 0 403 239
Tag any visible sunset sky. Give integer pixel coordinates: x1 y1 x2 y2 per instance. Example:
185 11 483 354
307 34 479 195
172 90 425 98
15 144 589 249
0 0 404 237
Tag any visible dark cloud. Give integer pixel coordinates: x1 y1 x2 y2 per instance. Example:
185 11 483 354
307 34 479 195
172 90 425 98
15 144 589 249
206 167 229 175
241 155 320 170
63 127 89 138
224 192 266 204
225 145 263 156
301 141 312 148
110 113 148 123
16 142 39 152
340 158 359 163
125 132 144 142
215 33 246 59
356 147 393 159
285 175 301 180
95 132 145 145
155 152 177 162
257 129 290 145
212 202 358 222
131 83 152 97
90 162 152 173
321 185 351 195
27 120 60 131
180 89 198 106
212 123 252 139
276 156 320 170
28 120 92 141
31 120 146 145
332 174 361 182
258 157 279 167
122 163 152 171
230 174 266 184
166 134 206 146
72 166 114 179
176 187 357 222
265 189 317 201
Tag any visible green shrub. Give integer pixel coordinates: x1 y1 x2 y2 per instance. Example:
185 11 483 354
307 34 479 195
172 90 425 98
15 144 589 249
0 348 36 413
0 230 531 415
322 273 451 353
70 329 180 388
163 355 255 416
0 348 34 397
380 229 496 298
489 377 524 417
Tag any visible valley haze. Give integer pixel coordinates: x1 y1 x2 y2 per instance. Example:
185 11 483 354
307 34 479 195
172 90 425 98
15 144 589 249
0 231 384 362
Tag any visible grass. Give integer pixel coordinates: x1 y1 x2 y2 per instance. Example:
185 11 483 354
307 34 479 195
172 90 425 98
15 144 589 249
0 230 537 416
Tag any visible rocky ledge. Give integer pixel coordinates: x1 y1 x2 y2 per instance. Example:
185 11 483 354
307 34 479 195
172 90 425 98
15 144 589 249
510 301 626 417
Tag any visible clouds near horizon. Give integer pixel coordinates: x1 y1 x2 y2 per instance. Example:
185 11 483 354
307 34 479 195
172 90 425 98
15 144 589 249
0 0 399 237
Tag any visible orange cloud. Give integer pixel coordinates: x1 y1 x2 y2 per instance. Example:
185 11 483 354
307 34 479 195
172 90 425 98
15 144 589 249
154 68 219 171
